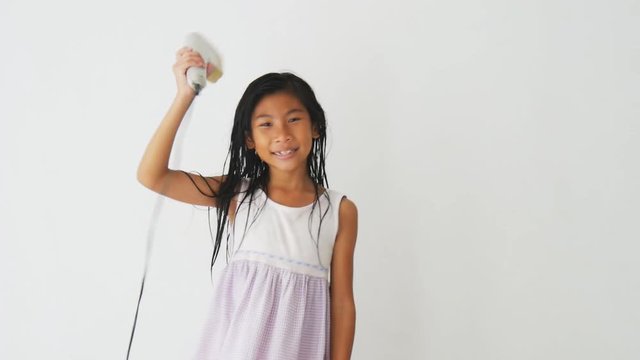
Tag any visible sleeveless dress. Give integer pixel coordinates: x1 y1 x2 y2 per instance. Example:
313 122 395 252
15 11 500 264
192 178 347 360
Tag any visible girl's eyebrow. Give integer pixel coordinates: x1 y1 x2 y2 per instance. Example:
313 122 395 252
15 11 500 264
255 108 305 119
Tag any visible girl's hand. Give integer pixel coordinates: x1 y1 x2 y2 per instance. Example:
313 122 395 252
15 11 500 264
172 46 216 98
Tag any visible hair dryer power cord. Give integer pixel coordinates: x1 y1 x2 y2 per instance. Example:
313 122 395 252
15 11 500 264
126 99 196 360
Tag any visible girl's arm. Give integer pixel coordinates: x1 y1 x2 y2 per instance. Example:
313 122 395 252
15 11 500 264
136 47 223 207
330 197 358 360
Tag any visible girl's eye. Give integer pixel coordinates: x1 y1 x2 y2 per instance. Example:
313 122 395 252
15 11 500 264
289 118 301 122
259 122 272 127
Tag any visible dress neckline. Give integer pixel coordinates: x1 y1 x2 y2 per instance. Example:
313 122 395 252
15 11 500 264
259 187 328 210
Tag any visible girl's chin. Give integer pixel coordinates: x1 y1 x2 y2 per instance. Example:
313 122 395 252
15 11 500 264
265 158 307 171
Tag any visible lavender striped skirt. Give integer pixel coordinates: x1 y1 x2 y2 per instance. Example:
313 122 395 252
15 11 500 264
192 259 331 360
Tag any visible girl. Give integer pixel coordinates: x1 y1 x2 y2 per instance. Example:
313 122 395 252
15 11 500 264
137 47 358 360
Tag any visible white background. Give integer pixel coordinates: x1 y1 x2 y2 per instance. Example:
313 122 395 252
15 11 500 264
1 0 639 359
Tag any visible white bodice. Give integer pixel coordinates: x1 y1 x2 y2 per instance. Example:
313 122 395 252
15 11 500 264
227 178 345 280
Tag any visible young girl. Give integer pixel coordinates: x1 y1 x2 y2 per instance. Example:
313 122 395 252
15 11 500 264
137 47 358 360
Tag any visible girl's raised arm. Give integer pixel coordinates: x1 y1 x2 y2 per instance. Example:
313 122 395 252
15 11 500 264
136 47 223 207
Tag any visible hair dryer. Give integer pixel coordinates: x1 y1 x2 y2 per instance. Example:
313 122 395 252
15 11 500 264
183 32 223 95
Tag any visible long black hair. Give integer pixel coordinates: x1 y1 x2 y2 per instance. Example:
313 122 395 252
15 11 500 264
181 72 330 276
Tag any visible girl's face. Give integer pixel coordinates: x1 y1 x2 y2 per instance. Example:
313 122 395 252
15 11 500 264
246 92 319 174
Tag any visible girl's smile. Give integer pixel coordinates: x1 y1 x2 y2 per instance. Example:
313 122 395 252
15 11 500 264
272 147 299 159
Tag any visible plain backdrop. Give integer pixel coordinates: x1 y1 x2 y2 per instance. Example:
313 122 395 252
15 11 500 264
1 0 639 359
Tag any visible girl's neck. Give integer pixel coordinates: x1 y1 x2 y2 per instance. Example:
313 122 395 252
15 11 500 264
267 168 316 193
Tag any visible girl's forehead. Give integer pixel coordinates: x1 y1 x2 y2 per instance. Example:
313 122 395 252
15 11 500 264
252 92 307 118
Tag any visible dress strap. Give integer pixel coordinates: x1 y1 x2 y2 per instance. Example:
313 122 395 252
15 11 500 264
329 189 347 231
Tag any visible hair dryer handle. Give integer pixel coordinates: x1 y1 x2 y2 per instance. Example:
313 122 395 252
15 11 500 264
186 66 206 95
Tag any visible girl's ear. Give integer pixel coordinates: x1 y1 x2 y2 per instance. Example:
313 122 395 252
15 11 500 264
312 126 320 139
245 132 255 149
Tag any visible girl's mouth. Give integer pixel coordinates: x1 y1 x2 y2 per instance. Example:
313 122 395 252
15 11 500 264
272 148 298 159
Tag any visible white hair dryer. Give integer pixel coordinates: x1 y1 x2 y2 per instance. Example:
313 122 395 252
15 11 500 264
183 32 223 95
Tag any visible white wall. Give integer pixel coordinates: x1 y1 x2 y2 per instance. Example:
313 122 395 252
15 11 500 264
1 0 638 359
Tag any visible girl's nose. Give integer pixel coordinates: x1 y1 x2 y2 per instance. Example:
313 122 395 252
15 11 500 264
274 126 292 142
275 134 292 143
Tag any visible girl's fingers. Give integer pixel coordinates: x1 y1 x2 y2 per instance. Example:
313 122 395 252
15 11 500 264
174 52 203 63
176 50 205 64
176 46 192 57
173 58 206 73
180 58 205 69
176 47 199 58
